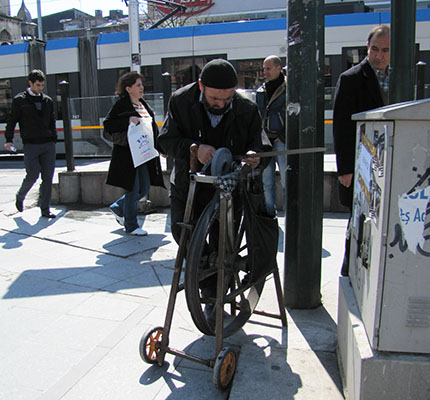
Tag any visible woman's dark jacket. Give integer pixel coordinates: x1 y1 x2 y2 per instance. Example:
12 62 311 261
158 82 270 201
104 96 164 192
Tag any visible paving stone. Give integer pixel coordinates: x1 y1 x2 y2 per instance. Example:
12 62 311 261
0 164 348 399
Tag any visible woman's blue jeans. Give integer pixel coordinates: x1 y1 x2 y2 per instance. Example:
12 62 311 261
262 140 287 215
110 163 150 233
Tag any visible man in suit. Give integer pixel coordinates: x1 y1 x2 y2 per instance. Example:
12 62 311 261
333 24 390 276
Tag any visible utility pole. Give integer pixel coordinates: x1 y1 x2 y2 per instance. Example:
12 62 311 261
129 0 141 72
389 0 416 104
284 0 324 308
37 0 43 40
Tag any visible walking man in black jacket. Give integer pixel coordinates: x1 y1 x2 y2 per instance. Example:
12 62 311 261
4 69 57 218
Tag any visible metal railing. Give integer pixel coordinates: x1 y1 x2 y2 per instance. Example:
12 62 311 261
4 85 429 158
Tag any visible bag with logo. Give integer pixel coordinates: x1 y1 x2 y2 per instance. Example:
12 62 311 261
127 117 159 168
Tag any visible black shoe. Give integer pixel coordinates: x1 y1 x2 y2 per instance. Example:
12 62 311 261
41 211 56 219
15 197 23 212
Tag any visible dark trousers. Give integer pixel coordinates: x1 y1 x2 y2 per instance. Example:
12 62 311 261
338 182 353 276
17 142 56 212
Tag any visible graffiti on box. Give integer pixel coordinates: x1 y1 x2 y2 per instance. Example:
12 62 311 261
390 167 430 256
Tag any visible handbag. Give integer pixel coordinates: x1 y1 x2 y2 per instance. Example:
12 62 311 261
127 117 159 168
103 129 128 147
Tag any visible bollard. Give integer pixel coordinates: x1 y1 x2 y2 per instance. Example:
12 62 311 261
415 61 426 100
59 81 75 172
162 72 172 117
162 72 173 170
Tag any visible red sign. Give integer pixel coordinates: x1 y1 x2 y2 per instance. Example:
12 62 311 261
157 0 215 16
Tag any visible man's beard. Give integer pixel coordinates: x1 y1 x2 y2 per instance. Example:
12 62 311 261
202 93 230 115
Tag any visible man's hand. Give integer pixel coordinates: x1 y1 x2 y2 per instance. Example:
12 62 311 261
339 173 353 188
4 142 15 152
197 144 216 165
242 150 260 168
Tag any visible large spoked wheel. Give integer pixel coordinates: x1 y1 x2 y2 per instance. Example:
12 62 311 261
139 326 164 364
213 346 237 390
184 195 265 337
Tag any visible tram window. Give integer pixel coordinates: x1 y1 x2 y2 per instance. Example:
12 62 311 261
324 56 332 88
0 79 12 123
237 59 265 89
342 46 367 71
141 66 155 92
117 68 129 81
162 55 224 91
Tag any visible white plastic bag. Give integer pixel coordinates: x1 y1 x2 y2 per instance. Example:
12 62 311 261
127 117 159 168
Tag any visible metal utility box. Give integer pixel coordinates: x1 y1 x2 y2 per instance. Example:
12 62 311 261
349 99 430 354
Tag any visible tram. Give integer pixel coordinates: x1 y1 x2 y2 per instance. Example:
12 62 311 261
1 9 429 155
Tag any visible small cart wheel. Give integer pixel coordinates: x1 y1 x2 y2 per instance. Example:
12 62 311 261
139 326 164 364
213 347 237 390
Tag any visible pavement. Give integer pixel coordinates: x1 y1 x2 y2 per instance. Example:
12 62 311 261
0 159 347 400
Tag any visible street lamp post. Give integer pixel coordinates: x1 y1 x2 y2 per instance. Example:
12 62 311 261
389 0 417 104
284 0 325 308
129 0 141 72
36 0 43 39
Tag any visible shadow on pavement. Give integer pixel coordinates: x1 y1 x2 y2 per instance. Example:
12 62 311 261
288 305 343 395
0 213 62 249
138 332 299 400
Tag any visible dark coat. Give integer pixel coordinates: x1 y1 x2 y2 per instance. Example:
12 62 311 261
256 77 286 143
158 82 270 200
104 96 165 192
333 58 385 208
5 90 57 144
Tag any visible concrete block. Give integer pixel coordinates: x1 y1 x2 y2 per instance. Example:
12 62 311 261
80 172 105 204
58 171 81 203
51 183 60 205
337 277 430 400
102 181 124 205
53 162 352 214
148 171 171 208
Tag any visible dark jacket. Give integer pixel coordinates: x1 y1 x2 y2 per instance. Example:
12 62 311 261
5 90 57 144
333 58 385 176
158 82 270 199
333 58 385 208
256 77 286 143
104 96 164 192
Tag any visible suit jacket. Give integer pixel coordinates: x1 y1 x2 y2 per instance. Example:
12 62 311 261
333 57 385 207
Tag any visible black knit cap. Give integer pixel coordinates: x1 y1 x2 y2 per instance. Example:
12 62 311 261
200 59 238 89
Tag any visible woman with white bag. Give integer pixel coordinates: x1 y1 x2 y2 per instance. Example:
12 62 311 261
104 72 164 235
